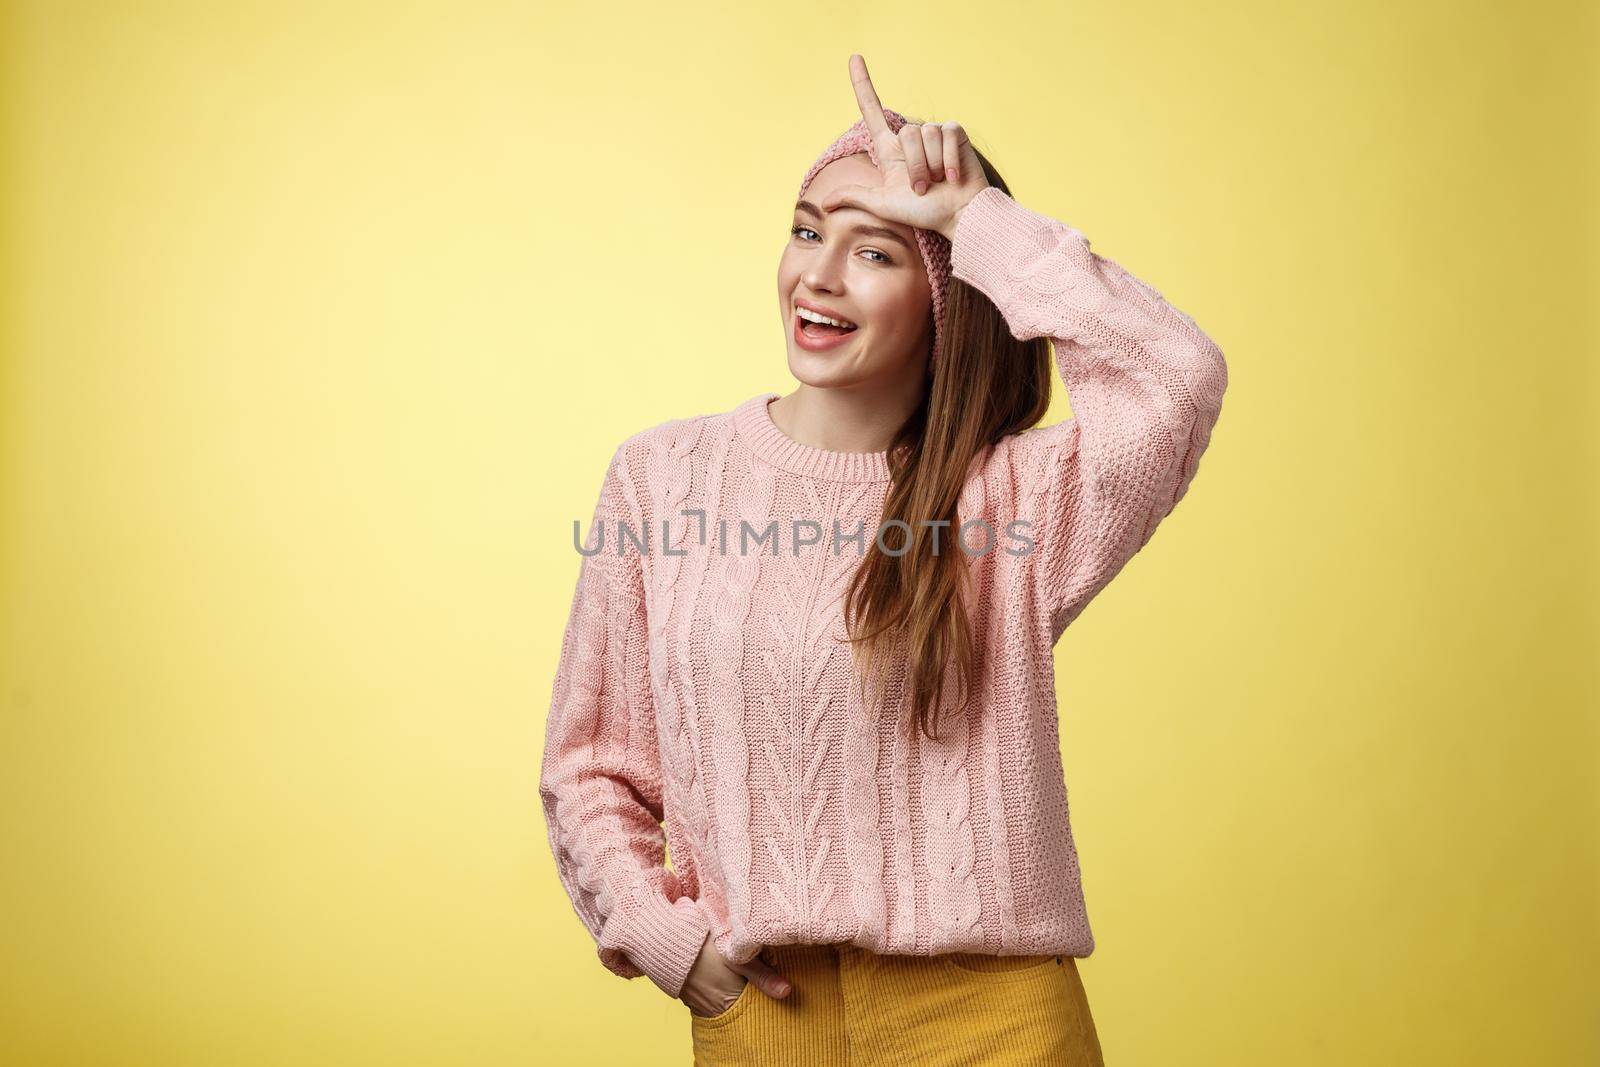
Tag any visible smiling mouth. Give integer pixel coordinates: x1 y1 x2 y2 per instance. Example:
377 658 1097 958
795 306 859 337
798 316 858 338
792 309 859 351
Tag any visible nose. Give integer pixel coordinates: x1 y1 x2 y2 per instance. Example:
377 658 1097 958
801 247 848 295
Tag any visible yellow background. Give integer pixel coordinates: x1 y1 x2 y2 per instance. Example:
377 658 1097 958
2 1 1595 1063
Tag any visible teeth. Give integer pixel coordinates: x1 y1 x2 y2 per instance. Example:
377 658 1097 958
797 306 856 329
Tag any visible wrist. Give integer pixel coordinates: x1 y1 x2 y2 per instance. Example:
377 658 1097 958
940 184 993 241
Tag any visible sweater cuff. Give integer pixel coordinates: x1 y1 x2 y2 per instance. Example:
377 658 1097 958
614 893 711 999
950 185 1080 315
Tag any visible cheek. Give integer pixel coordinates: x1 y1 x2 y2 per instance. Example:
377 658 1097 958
858 279 930 335
775 259 801 297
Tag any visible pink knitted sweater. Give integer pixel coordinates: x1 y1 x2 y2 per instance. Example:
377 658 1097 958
539 186 1228 1000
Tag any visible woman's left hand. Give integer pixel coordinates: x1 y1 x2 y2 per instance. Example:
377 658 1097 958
818 54 992 241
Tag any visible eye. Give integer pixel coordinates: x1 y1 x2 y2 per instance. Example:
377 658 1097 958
789 225 893 265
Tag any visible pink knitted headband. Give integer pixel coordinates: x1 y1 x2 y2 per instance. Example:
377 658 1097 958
797 108 954 373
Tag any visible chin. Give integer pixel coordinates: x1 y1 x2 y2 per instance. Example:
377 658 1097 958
787 350 871 390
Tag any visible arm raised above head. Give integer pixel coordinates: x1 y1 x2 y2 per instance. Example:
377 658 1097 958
950 186 1229 635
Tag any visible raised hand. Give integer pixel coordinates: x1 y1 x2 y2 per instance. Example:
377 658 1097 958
817 54 991 240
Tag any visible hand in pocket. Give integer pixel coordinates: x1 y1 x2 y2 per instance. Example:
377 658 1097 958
679 932 792 1018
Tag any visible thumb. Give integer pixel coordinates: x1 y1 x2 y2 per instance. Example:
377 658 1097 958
737 953 793 998
818 182 891 217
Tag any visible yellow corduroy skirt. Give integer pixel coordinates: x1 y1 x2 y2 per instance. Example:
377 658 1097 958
689 941 1105 1066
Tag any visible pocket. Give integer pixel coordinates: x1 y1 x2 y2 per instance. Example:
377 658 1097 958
689 977 755 1028
939 951 1061 982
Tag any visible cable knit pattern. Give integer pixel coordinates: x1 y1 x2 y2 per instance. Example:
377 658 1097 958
538 186 1228 1000
647 420 713 916
704 447 773 961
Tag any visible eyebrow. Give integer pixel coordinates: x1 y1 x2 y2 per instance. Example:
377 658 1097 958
794 199 915 251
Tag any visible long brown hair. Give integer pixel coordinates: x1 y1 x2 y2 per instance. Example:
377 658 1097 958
842 150 1054 742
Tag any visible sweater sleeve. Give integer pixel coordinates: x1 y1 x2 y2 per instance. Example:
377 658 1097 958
537 442 710 999
949 186 1229 637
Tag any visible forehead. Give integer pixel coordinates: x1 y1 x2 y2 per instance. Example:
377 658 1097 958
798 153 917 244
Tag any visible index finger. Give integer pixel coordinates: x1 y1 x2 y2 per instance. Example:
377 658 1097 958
849 54 891 139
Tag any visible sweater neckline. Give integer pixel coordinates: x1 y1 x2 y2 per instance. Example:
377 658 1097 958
732 392 893 483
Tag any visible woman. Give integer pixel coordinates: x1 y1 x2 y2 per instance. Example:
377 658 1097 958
539 54 1228 1066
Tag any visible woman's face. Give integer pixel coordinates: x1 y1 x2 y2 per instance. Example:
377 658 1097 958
777 152 932 389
